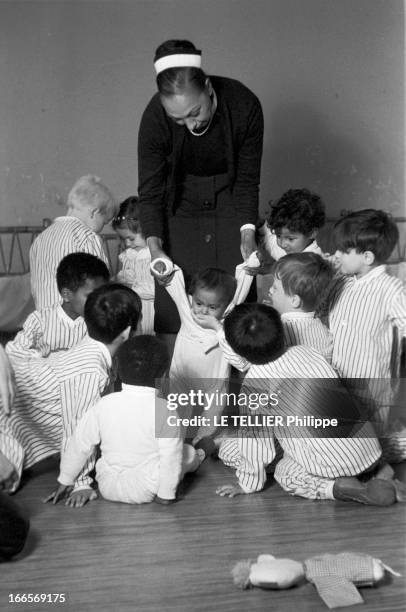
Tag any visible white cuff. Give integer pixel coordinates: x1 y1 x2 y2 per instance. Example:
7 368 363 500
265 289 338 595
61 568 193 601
240 224 256 232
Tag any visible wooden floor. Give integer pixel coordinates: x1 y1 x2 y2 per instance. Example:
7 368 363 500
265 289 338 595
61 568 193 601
1 457 405 612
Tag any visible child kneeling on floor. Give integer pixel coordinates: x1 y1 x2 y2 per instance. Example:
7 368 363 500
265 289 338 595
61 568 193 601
49 335 204 506
214 303 404 506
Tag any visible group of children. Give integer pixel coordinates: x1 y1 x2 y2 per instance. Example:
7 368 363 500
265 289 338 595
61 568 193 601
0 176 405 523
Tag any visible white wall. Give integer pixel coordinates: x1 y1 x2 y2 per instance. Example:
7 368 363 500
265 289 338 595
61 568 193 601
0 0 404 225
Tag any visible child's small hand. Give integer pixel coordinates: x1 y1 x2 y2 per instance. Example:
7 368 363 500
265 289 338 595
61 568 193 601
154 495 176 505
191 311 221 331
216 483 246 498
64 488 98 508
43 483 73 505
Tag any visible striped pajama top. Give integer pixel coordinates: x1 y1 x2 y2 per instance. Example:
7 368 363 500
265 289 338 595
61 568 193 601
329 266 406 379
222 346 380 493
6 304 87 360
29 216 109 309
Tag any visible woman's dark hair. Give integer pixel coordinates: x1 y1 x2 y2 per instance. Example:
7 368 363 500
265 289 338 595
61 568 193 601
224 303 285 365
112 196 143 235
189 268 237 305
155 40 207 96
84 283 142 344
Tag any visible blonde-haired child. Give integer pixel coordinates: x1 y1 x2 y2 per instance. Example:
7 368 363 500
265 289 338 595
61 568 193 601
30 175 116 309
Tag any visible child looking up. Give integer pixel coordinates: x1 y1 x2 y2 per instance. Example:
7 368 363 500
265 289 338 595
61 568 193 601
30 175 116 309
7 253 109 361
216 303 402 506
0 284 141 506
112 196 155 334
48 336 204 506
329 209 406 459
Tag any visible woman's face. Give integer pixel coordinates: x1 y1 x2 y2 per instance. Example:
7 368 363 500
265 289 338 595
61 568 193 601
160 81 213 134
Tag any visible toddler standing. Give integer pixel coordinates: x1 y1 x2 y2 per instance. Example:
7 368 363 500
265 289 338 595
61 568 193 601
112 196 155 334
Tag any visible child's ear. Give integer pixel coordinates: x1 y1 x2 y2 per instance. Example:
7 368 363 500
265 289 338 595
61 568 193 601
121 325 131 342
90 207 99 219
363 250 376 266
60 288 71 303
290 294 301 309
309 229 318 240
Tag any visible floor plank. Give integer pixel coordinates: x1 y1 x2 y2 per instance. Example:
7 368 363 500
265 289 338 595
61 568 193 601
1 457 405 612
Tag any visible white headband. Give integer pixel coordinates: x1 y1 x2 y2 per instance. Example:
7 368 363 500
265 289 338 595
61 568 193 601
154 53 202 75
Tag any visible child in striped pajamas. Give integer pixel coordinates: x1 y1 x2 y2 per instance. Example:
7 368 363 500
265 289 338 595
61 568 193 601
0 284 141 507
254 188 326 301
48 336 204 506
6 253 109 362
215 303 402 506
112 196 155 334
329 209 406 461
29 175 116 310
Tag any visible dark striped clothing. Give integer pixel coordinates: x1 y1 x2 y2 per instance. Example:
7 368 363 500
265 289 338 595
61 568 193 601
29 216 109 309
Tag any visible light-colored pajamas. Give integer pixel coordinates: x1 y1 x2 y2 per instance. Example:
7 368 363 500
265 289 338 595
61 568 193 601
165 264 254 441
281 311 333 363
0 337 112 492
117 247 155 334
329 265 406 460
58 384 200 503
29 216 109 309
6 304 87 360
219 345 381 498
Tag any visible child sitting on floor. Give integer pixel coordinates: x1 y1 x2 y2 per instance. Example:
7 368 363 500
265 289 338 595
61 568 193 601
112 196 155 334
6 253 109 361
0 284 141 507
329 208 406 461
255 188 326 301
151 259 256 443
48 336 204 506
29 175 116 309
214 303 403 506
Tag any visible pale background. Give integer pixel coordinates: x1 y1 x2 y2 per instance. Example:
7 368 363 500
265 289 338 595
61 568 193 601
0 0 404 225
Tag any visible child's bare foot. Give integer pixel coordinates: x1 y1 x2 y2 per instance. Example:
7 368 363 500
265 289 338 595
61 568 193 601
0 451 18 492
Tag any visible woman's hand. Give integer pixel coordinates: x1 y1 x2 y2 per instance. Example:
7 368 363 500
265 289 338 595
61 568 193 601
147 236 171 273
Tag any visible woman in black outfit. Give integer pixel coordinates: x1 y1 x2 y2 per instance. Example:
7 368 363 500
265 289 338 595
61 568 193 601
138 39 264 332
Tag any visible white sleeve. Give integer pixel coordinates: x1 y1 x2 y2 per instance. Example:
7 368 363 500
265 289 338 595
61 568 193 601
58 407 101 486
216 328 251 372
163 267 191 322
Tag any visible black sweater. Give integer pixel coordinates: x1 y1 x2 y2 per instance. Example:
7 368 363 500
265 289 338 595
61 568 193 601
137 76 264 239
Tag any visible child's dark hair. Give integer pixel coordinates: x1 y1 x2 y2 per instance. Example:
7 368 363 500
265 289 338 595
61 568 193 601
154 40 207 97
112 196 143 235
224 303 285 365
333 209 399 263
274 253 334 312
189 268 237 305
56 253 110 293
84 283 142 344
117 335 169 386
267 188 326 235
